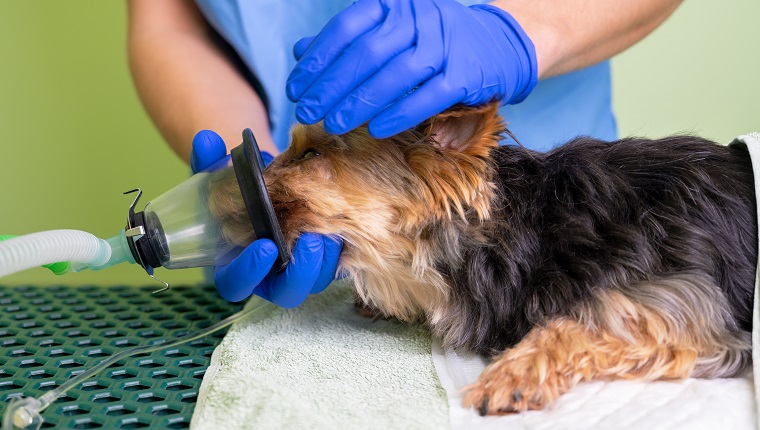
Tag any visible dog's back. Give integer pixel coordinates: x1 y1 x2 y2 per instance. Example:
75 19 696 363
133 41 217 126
448 136 757 355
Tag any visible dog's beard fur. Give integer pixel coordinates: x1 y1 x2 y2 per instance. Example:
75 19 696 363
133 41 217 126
207 103 757 412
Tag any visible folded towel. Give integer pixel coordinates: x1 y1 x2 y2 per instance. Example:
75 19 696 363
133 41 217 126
191 280 448 429
731 132 760 430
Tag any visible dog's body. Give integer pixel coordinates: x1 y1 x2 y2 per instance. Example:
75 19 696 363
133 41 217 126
450 135 756 355
445 135 756 413
210 105 757 414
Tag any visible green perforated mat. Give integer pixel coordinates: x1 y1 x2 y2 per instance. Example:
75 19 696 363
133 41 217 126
0 284 242 429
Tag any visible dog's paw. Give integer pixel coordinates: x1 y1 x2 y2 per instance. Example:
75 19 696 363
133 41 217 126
462 356 558 415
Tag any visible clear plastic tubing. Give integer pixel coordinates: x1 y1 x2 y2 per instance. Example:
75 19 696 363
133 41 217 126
0 229 136 278
0 230 112 277
2 299 267 430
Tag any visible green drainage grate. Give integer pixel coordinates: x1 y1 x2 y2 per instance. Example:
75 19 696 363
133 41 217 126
0 284 242 429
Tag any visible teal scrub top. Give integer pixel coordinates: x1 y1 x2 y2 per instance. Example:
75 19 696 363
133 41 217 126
194 0 618 152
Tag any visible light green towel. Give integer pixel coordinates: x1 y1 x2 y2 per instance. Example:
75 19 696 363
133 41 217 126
191 280 449 429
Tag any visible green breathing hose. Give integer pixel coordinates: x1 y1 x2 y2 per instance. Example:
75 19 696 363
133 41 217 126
0 235 70 275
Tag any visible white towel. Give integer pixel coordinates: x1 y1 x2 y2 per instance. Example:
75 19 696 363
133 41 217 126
190 280 448 429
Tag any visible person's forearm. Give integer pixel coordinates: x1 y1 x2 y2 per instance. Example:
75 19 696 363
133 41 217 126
127 0 276 163
491 0 682 79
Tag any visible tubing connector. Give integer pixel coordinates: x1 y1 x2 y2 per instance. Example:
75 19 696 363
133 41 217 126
2 397 43 430
68 230 135 273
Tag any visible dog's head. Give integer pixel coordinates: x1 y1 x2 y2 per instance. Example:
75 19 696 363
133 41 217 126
268 103 503 246
212 103 504 319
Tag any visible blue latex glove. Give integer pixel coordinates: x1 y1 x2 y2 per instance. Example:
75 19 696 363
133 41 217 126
285 0 538 138
191 130 343 307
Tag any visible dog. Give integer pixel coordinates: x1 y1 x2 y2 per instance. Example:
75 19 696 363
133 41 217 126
210 103 757 415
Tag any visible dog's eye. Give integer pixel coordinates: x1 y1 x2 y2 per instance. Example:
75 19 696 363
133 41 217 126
300 148 320 161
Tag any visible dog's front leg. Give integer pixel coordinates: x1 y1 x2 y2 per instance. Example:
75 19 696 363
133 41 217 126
462 316 698 415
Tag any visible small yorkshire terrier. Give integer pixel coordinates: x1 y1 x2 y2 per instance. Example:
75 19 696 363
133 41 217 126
210 104 756 415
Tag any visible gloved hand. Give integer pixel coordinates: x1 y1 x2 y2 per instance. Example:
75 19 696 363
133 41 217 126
286 0 538 138
191 130 343 307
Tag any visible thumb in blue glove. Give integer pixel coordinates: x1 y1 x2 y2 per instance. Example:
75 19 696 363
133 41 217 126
191 130 343 307
286 0 537 138
191 129 274 173
292 36 316 61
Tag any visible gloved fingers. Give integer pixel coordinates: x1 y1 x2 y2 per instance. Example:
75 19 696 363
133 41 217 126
293 36 316 60
258 233 325 309
286 0 385 102
467 4 538 104
323 47 438 135
214 239 278 302
295 14 415 125
191 130 228 174
310 235 343 294
368 74 463 138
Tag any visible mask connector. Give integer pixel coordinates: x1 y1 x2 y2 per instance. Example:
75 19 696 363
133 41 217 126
124 188 170 293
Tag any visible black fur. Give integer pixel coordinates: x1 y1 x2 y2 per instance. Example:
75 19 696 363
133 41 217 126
442 136 757 355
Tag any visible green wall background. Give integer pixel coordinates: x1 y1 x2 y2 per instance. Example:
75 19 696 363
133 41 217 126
0 1 758 287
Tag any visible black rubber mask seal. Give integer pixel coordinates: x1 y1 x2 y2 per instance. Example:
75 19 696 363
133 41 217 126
230 129 289 269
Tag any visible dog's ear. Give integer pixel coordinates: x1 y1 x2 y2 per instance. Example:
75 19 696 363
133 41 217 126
396 103 501 224
422 103 503 152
